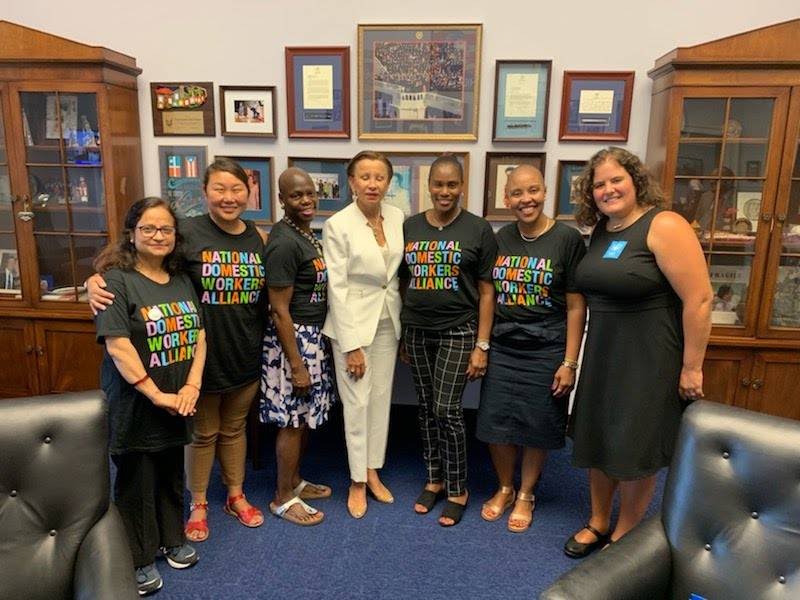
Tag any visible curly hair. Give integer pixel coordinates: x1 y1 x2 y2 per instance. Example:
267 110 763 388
573 147 666 227
93 197 184 275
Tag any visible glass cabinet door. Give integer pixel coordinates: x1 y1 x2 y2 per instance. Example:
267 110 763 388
19 90 107 302
0 90 22 300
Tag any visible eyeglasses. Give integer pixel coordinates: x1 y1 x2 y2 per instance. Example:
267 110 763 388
137 225 176 237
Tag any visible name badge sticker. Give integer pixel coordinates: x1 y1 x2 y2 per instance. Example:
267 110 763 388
603 240 628 259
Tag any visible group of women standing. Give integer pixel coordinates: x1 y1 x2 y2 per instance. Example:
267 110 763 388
91 145 711 596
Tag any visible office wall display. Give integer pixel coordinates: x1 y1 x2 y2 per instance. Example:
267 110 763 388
150 82 215 136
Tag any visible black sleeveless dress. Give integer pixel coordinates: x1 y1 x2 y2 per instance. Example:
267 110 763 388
569 208 684 479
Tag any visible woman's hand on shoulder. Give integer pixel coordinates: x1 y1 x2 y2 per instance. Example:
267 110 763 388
87 273 114 315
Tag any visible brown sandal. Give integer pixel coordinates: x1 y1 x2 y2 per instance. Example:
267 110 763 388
507 492 535 533
480 486 516 522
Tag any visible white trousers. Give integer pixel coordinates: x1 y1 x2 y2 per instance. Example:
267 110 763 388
331 318 399 482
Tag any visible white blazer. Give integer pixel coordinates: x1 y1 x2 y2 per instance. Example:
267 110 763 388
321 202 404 353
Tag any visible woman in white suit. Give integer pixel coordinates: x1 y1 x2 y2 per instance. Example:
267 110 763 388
322 151 404 519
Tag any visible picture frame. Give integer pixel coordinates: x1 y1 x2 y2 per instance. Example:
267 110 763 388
219 86 277 138
215 155 274 223
558 71 634 141
150 82 215 136
492 60 552 142
382 152 470 216
285 47 350 138
287 157 350 217
0 248 20 293
357 24 482 140
482 152 546 221
555 160 586 220
158 146 208 219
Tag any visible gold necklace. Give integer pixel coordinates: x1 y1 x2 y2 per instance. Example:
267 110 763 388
517 218 553 242
429 207 461 231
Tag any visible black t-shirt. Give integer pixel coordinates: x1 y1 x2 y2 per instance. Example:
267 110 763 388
493 222 586 325
400 210 498 329
181 215 266 392
263 220 328 327
95 269 202 454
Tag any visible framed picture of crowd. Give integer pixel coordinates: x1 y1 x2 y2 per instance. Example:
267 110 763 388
382 151 470 216
215 155 274 223
482 152 546 221
357 24 482 141
287 157 350 217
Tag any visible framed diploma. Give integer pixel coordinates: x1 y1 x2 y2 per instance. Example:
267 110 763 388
558 71 634 141
483 152 546 221
215 155 274 223
150 82 215 137
555 160 586 220
357 24 482 141
287 157 350 217
285 47 350 138
219 86 277 138
382 152 470 216
492 60 552 142
158 146 208 218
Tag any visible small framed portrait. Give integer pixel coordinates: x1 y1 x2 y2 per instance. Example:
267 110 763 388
219 86 277 138
357 24 482 140
492 60 552 142
215 155 274 223
158 146 208 218
0 249 21 293
383 152 470 216
150 82 215 136
285 47 350 138
555 160 586 220
558 71 634 141
287 157 350 217
483 152 546 221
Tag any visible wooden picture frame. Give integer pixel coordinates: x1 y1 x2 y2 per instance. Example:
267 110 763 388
285 47 350 138
555 160 586 220
287 157 350 217
492 60 552 142
219 86 277 138
382 152 470 216
215 155 274 223
150 82 215 136
483 152 546 221
357 24 482 140
158 146 208 218
558 71 634 141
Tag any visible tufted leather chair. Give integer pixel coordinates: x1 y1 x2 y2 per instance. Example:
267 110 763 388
541 400 800 600
0 391 138 600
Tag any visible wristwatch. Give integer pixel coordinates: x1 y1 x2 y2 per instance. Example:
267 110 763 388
475 340 490 352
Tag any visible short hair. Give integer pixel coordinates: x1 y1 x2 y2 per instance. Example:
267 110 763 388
573 147 666 227
93 197 183 275
204 157 250 193
429 154 463 183
347 150 393 180
716 284 732 298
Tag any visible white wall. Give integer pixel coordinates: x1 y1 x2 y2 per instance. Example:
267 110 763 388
5 1 799 219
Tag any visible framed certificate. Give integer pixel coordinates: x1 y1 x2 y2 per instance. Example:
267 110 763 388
287 157 350 217
285 47 350 138
482 152 546 221
558 71 634 141
492 60 552 142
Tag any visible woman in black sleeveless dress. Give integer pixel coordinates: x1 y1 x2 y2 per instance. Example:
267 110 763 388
564 147 712 558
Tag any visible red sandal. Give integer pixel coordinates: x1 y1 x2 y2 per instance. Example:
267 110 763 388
223 493 264 528
184 501 209 542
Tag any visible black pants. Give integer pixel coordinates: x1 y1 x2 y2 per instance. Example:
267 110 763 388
112 446 185 567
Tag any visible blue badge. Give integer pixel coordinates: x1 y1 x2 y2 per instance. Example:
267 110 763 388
689 595 707 600
602 240 628 259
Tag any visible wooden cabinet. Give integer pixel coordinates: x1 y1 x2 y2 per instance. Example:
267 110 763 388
0 21 142 398
646 19 800 419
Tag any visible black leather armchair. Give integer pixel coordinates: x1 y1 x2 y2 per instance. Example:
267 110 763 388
0 391 138 600
542 400 800 600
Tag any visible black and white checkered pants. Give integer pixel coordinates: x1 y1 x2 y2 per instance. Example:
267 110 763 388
404 321 476 497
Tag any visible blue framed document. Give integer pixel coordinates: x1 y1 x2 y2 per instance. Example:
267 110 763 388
287 157 350 217
492 60 552 142
559 71 634 141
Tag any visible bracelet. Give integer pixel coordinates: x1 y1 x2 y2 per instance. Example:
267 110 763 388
561 359 579 370
132 374 150 386
185 382 201 392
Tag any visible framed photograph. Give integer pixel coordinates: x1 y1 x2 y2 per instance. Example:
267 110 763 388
492 60 552 142
558 71 634 141
285 47 350 138
219 86 277 138
382 152 470 216
357 24 482 140
287 157 350 217
151 83 215 136
158 146 208 218
736 191 762 222
555 160 586 220
215 155 274 223
0 249 20 293
482 152 546 221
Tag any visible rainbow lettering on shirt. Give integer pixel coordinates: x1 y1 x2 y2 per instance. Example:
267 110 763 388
493 255 553 307
404 240 462 290
310 257 328 303
140 300 201 368
199 250 265 305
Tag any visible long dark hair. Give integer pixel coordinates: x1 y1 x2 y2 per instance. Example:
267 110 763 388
93 197 183 274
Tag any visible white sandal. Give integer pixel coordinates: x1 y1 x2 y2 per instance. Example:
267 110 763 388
268 496 323 526
292 479 332 500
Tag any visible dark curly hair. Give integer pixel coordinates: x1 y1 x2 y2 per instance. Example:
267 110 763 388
573 147 666 227
93 197 183 274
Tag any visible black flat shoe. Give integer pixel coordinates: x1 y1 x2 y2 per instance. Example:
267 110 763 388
563 523 610 558
438 498 468 527
414 488 445 514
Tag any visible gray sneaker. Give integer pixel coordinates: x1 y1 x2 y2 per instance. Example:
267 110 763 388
160 543 199 569
135 563 163 596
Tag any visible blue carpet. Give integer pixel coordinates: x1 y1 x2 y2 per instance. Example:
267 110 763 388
153 404 665 599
